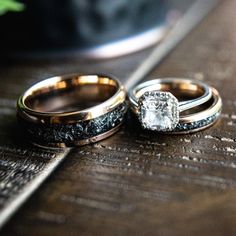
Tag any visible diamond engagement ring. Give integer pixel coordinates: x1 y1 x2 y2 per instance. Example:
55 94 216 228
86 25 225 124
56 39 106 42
17 74 127 147
129 78 222 133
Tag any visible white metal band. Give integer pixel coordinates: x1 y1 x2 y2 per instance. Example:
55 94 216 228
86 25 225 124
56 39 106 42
129 78 212 113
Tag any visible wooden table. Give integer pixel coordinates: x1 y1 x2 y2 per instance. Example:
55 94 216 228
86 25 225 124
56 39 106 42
1 0 236 235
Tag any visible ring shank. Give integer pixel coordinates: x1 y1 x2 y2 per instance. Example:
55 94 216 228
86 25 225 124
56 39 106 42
172 87 222 134
25 75 118 106
17 74 127 147
26 83 117 113
128 78 221 133
129 78 212 113
18 74 126 124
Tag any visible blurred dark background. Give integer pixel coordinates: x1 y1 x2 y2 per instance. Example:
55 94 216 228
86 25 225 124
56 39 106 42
0 0 195 58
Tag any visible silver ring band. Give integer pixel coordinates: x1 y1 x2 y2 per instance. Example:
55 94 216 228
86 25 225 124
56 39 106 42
128 78 221 133
171 87 222 133
129 78 212 112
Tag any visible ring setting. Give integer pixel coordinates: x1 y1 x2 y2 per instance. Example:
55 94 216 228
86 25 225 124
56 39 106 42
129 78 222 134
138 91 179 131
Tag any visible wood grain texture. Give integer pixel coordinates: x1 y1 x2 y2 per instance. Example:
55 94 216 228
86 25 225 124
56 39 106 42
0 65 71 228
1 0 236 235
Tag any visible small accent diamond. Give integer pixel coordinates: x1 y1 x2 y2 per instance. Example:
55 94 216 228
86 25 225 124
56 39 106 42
138 91 179 131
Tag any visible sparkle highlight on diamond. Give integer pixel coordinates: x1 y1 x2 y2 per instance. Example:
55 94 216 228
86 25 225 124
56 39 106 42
138 91 179 131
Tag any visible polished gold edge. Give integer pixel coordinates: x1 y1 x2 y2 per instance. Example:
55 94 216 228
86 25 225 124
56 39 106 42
30 123 123 148
158 88 222 134
17 74 126 124
179 87 222 123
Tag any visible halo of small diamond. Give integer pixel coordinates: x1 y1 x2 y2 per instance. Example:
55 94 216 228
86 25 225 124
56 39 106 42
138 91 179 131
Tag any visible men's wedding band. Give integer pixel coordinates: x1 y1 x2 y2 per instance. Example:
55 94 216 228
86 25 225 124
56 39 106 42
129 78 222 133
17 74 127 147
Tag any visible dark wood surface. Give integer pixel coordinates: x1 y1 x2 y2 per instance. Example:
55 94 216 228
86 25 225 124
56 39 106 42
1 0 236 235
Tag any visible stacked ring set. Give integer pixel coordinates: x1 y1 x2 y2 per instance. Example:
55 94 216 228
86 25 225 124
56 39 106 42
17 74 222 147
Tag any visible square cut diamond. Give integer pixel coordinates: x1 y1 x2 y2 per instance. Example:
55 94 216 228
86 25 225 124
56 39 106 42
138 91 179 131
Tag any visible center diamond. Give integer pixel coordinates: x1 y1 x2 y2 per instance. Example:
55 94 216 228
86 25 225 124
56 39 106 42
138 91 179 131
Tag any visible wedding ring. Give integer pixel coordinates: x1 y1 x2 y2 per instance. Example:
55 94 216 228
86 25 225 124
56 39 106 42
129 78 222 133
17 74 127 147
